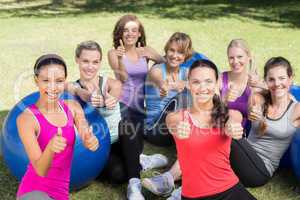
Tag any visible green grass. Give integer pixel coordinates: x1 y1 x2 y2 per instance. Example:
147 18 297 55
1 0 300 199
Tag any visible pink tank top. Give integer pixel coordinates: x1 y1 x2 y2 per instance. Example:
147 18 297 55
17 100 76 200
173 110 238 198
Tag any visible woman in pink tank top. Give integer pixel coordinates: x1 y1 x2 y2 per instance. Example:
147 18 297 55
16 54 99 200
166 60 256 199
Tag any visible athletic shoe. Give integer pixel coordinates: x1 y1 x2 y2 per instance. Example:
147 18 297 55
127 178 145 200
167 187 182 200
142 171 174 196
140 153 168 171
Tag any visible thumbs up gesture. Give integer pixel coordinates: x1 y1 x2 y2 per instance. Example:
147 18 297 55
175 120 191 139
226 82 241 102
116 39 126 58
248 95 264 122
90 90 105 108
104 90 118 110
49 127 67 153
159 81 169 97
225 119 243 140
83 126 99 152
136 42 146 58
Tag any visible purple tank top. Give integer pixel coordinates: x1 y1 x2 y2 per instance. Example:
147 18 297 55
120 55 148 110
17 100 75 200
220 72 251 129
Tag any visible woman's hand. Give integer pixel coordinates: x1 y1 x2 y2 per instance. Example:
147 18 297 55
226 83 241 102
49 128 67 153
104 91 118 110
159 81 169 97
225 120 243 140
248 94 264 121
90 90 105 108
82 126 99 152
175 121 191 139
116 39 126 58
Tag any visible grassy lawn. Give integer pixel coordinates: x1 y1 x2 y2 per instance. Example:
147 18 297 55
0 0 300 199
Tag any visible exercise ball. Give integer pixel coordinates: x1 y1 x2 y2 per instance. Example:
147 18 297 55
0 91 111 190
280 85 300 168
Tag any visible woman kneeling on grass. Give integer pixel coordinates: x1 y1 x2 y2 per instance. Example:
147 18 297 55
16 54 99 200
165 59 256 200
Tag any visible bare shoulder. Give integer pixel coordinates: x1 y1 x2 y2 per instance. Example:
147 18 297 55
107 49 118 63
108 49 117 56
228 109 243 123
149 64 162 74
17 108 38 133
17 109 35 125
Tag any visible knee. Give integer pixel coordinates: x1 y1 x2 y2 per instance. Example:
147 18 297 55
106 155 127 184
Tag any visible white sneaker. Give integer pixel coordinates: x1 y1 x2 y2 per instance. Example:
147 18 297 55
167 187 182 200
142 171 174 196
127 178 145 200
140 153 168 171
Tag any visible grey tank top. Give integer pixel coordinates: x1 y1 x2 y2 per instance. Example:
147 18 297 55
247 100 297 176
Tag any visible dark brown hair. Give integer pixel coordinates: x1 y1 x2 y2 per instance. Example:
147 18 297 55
34 54 67 78
188 59 229 128
259 56 293 135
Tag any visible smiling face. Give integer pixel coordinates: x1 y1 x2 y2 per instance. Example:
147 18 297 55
122 20 141 46
166 41 186 68
35 64 66 102
188 66 217 106
76 49 101 81
228 46 250 74
265 65 292 99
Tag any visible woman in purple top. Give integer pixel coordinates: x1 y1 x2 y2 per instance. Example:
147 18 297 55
16 54 99 200
108 15 166 200
220 39 265 136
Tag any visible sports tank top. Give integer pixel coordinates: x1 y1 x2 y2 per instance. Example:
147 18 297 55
75 76 120 144
248 100 298 176
173 110 238 198
145 63 188 129
17 100 75 200
120 55 148 110
221 71 251 133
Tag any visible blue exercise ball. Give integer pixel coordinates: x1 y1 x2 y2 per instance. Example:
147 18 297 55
280 85 300 169
1 91 111 190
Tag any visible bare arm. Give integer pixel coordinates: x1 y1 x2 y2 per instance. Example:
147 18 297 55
148 65 164 88
65 100 99 151
65 82 91 102
292 103 300 128
144 46 165 64
108 49 128 82
17 111 65 177
106 78 122 99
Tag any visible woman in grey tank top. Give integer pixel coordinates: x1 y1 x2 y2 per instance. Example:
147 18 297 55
230 56 300 187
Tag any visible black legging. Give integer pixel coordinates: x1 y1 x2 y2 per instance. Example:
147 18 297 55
230 139 271 187
181 182 256 200
100 104 145 183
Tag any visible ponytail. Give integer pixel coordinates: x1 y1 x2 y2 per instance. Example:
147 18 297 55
211 94 229 128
